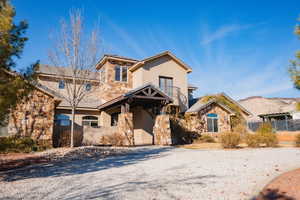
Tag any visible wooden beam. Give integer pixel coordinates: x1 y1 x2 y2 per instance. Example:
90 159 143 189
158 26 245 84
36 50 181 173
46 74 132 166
133 95 168 100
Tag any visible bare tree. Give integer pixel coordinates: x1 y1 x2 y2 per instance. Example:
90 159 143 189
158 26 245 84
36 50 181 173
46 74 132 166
48 9 101 147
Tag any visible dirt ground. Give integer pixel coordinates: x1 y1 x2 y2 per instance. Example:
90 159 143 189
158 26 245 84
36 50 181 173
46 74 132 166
255 168 300 200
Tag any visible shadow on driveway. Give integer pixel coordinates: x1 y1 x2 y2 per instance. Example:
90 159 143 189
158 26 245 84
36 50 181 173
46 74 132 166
0 147 173 182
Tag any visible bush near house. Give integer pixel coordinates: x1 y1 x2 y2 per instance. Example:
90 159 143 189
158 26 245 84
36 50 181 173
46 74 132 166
100 133 127 146
295 133 300 147
220 131 241 148
245 134 261 148
0 137 40 153
245 123 278 148
169 117 200 144
197 134 216 143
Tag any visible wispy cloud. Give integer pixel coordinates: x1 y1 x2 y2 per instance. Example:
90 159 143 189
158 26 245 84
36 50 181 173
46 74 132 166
200 24 252 45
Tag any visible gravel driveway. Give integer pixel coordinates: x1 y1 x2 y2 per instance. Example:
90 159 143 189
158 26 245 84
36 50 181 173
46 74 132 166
1 147 300 200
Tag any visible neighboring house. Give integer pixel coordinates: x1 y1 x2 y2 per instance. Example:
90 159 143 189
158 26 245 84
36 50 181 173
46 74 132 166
239 96 300 131
185 93 251 134
238 96 300 122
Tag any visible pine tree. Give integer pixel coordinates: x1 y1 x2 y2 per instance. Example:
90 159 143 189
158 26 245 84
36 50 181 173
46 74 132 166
0 0 36 126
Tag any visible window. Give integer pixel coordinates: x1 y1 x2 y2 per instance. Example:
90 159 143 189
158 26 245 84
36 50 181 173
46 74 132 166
115 66 127 82
111 113 119 126
85 83 92 91
207 113 218 132
58 80 65 89
55 114 70 126
99 68 106 82
82 116 98 127
159 76 173 97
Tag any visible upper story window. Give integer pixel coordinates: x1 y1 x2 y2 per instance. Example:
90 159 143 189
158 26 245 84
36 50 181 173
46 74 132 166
85 83 92 91
82 116 98 127
99 68 106 82
159 76 173 97
115 66 127 82
58 80 65 89
207 113 218 132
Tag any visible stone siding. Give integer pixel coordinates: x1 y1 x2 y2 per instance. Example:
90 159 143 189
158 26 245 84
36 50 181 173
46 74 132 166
98 61 133 102
118 112 134 145
185 103 232 134
8 89 55 146
153 114 172 145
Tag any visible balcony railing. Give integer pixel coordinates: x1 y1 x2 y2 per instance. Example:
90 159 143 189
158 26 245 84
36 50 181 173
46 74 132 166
159 86 188 111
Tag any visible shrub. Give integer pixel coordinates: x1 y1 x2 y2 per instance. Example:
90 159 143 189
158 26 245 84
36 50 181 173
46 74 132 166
199 134 215 143
295 133 300 147
100 133 126 146
0 137 39 153
169 117 200 144
233 123 248 137
258 131 278 147
257 122 273 134
256 122 278 147
245 133 260 148
220 132 241 148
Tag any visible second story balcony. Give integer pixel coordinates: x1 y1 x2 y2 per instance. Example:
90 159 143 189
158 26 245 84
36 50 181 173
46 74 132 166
159 86 188 111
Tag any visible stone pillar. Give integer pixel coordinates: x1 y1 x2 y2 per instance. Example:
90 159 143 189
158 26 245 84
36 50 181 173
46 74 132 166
118 112 134 146
153 114 172 145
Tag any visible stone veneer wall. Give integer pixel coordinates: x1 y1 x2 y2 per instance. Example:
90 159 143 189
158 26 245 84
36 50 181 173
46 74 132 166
8 89 55 146
118 112 134 146
153 114 172 145
98 61 133 102
184 103 232 134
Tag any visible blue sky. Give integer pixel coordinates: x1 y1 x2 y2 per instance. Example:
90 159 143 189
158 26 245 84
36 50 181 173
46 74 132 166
12 0 300 100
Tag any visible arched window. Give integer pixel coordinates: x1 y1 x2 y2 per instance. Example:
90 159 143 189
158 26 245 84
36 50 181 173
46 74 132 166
55 114 70 126
85 83 92 91
207 113 218 132
58 80 65 89
82 116 98 127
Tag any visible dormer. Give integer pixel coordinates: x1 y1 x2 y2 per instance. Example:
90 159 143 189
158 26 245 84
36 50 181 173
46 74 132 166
96 55 138 89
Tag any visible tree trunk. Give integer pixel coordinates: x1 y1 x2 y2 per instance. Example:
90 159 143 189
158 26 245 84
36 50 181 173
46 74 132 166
71 106 75 148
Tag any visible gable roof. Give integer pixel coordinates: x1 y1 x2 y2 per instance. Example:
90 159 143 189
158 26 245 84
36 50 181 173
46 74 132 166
96 54 138 70
129 51 192 73
186 99 235 114
186 92 252 116
37 64 99 81
98 83 172 110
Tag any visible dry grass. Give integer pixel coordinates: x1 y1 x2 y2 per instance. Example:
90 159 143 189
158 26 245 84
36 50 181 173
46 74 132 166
177 143 222 149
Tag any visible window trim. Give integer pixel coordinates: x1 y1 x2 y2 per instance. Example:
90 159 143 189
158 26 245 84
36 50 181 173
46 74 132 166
114 65 128 82
207 113 218 132
58 80 65 89
85 83 92 91
82 116 98 127
159 76 173 97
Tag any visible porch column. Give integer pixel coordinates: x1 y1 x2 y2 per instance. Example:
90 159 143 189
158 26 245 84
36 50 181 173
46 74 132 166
153 114 172 145
118 112 134 146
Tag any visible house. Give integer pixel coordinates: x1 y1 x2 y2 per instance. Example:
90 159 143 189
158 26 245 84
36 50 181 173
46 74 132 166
239 96 300 131
7 51 196 146
6 51 251 146
184 93 251 134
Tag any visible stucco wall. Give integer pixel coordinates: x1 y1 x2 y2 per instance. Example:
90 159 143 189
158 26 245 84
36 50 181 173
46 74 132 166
132 106 154 145
132 55 189 110
55 109 101 127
